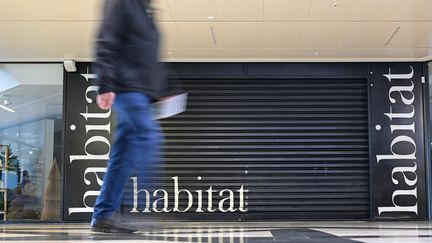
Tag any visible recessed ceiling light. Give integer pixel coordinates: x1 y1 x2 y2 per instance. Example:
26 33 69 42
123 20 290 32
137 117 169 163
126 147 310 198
2 95 11 106
207 16 215 20
314 51 319 56
332 1 339 7
167 51 173 55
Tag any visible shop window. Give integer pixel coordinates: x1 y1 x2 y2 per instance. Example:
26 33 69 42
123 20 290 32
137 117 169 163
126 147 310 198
0 64 63 222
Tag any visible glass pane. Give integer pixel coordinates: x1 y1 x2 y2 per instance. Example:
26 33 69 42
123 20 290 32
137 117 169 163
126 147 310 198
0 64 63 222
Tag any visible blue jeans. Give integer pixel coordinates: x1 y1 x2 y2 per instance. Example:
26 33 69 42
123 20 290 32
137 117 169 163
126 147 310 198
92 92 161 220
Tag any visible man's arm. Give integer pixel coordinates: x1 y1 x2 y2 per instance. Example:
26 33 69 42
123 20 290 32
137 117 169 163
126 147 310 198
94 0 126 95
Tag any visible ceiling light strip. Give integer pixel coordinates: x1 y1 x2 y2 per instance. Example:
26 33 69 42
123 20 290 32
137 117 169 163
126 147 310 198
385 26 401 46
0 104 15 113
209 26 217 46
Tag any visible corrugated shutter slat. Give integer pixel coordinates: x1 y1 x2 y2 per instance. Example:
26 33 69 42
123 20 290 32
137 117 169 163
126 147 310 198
122 78 369 221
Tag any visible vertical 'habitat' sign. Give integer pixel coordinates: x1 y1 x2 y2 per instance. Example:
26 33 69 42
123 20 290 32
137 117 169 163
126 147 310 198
369 63 427 220
63 63 112 221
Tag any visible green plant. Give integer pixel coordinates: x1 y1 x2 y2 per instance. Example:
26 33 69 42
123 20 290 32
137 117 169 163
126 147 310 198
0 145 21 185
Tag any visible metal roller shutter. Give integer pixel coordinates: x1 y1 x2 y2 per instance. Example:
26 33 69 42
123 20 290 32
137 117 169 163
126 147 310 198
122 78 369 221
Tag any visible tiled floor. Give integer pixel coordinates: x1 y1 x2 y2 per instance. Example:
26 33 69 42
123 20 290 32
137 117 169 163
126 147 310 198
0 221 430 243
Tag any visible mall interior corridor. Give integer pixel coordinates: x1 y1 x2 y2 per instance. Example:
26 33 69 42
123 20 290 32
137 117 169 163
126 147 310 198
1 0 432 242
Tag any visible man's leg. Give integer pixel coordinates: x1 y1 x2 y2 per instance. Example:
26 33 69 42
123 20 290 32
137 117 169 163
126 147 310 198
91 92 159 233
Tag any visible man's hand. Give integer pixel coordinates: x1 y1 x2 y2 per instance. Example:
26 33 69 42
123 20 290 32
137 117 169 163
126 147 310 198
97 92 116 110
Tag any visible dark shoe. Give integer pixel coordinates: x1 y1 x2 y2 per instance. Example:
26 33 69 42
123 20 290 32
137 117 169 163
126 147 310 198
90 217 138 233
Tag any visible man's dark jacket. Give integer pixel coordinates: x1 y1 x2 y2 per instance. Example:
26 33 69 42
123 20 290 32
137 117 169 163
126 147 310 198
94 0 166 99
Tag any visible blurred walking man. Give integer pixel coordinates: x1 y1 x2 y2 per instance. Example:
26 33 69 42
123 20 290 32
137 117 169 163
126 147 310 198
90 0 164 233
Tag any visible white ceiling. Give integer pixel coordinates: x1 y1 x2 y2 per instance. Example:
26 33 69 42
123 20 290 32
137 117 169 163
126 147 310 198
0 0 432 62
0 85 63 130
0 64 63 130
